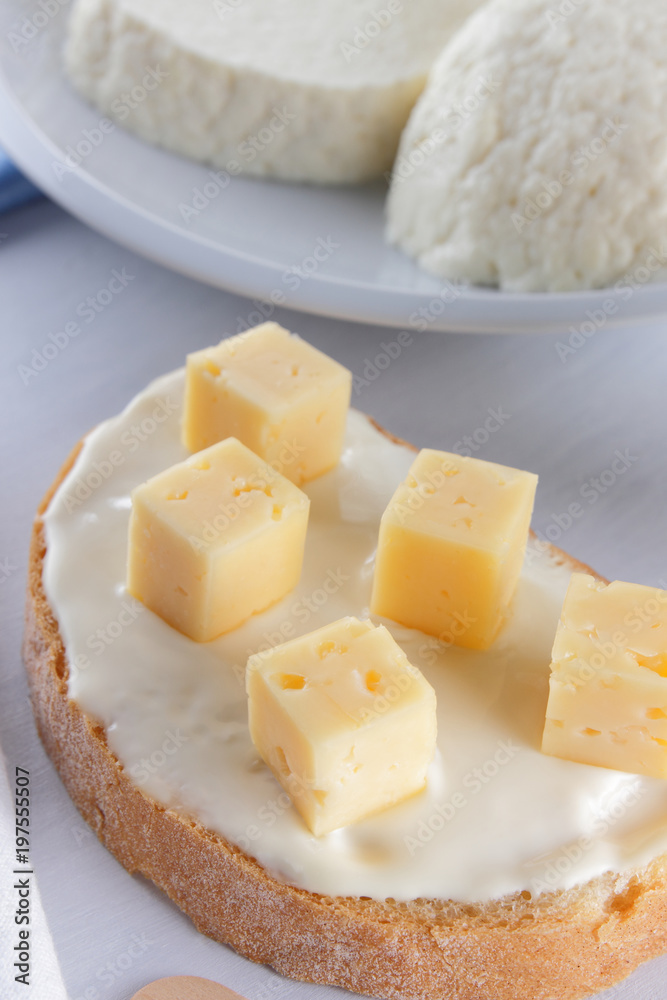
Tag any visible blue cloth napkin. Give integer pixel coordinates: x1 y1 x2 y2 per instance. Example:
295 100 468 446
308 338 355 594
0 148 43 214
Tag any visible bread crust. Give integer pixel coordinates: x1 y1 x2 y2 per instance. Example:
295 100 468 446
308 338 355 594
23 428 667 1000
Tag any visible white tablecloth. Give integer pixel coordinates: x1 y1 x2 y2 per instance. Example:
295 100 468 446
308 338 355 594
1 198 666 1000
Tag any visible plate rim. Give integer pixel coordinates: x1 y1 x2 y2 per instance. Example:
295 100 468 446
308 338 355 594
2 38 667 334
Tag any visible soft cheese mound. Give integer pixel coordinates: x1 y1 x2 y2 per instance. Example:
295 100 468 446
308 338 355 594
386 0 667 291
64 0 485 183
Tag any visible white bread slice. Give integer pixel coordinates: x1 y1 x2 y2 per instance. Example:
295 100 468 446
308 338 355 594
24 421 667 1000
63 0 486 183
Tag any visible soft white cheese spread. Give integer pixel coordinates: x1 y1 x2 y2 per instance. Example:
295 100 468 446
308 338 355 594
43 369 667 902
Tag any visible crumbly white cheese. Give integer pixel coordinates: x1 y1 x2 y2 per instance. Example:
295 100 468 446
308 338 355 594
386 0 667 291
64 0 485 183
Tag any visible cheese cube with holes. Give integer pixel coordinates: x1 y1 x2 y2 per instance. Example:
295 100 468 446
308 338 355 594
246 617 437 835
182 322 352 484
542 574 667 779
370 449 538 650
127 437 310 642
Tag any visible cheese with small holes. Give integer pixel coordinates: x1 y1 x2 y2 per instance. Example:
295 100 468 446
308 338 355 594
127 437 310 641
182 323 352 485
542 573 667 779
370 448 538 649
246 617 437 836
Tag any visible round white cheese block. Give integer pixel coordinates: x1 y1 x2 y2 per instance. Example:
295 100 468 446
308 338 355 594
64 0 486 183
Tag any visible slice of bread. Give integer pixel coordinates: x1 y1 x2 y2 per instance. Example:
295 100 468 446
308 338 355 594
24 429 667 1000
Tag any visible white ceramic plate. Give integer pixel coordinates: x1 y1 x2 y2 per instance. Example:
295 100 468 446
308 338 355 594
2 0 667 334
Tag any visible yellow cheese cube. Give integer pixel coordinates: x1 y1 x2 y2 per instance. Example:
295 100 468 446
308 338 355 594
182 322 352 484
246 617 437 835
370 449 538 650
542 573 667 779
127 437 310 642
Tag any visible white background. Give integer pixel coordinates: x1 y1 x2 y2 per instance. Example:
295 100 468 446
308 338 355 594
1 196 667 1000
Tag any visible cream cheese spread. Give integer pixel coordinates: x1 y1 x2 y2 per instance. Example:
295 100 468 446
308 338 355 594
42 369 667 902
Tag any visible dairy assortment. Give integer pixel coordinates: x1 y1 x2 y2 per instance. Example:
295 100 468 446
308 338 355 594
42 340 667 900
119 324 667 837
63 0 666 291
